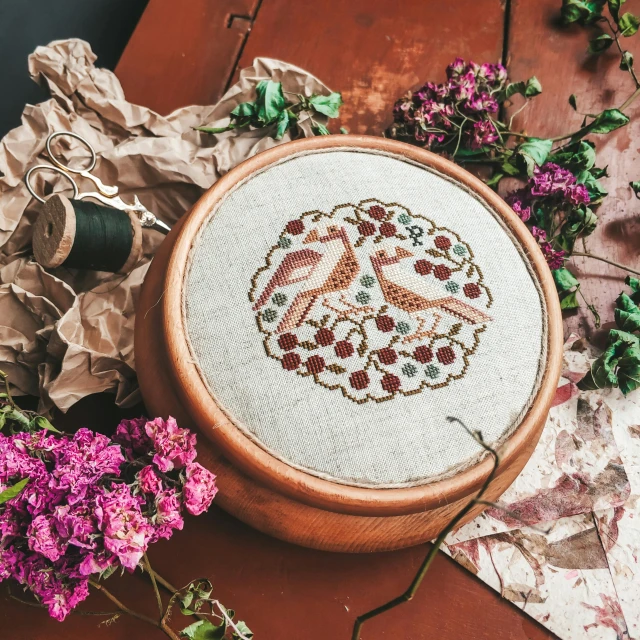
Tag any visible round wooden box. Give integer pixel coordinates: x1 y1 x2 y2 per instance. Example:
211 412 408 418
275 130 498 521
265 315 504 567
135 135 562 552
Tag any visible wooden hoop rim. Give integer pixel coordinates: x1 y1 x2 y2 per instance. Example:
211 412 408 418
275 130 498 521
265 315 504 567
162 135 563 517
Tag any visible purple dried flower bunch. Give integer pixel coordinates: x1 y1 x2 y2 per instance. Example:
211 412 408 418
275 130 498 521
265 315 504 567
389 58 509 152
0 408 217 622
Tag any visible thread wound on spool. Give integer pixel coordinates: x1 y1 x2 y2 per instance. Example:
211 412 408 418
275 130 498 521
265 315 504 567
33 194 142 273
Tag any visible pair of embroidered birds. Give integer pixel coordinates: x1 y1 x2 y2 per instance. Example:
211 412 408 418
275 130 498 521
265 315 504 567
253 222 492 337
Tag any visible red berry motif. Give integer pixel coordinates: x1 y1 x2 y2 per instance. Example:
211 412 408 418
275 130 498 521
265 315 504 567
315 328 335 346
335 340 354 358
350 370 370 390
368 205 387 220
434 264 451 281
413 346 433 363
278 333 298 351
463 283 481 299
434 235 452 250
381 373 401 392
437 346 456 365
414 259 433 276
286 219 305 235
282 353 301 370
358 221 377 237
377 348 398 365
376 315 395 332
379 222 397 237
306 355 326 374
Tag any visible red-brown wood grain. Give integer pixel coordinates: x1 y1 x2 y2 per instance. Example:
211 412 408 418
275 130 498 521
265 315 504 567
0 0 581 638
507 0 640 342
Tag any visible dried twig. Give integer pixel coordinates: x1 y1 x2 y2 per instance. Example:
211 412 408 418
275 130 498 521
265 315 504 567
351 417 501 640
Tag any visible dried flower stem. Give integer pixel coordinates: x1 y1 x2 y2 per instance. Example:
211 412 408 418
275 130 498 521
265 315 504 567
144 552 164 617
0 370 16 410
572 251 640 276
351 418 500 640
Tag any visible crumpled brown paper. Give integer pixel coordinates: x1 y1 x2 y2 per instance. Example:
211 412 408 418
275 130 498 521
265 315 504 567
0 39 332 413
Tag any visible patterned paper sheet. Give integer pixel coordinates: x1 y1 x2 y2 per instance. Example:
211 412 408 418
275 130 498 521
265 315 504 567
444 336 640 640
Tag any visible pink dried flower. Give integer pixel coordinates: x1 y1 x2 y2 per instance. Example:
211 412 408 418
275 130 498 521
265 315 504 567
28 514 67 562
114 417 152 459
531 226 547 241
468 120 498 150
151 490 184 541
145 416 197 472
137 465 163 495
183 463 218 516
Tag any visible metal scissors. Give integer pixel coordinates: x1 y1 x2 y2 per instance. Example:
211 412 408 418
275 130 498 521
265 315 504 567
24 131 171 234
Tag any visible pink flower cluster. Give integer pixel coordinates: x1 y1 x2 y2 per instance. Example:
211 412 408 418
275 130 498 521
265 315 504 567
0 417 217 621
506 162 591 270
391 58 505 149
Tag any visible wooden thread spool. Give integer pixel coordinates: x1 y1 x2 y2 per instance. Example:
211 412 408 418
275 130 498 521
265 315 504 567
32 194 143 273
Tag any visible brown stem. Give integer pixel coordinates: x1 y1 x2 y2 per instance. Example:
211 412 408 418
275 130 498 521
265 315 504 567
606 18 640 89
144 552 164 618
351 418 501 640
88 579 160 629
141 562 180 596
572 251 640 276
0 370 16 409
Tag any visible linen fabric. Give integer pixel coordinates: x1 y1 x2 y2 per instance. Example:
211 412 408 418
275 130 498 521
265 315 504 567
185 148 547 487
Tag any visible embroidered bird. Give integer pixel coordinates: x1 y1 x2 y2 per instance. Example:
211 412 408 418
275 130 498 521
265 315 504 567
370 246 492 343
253 223 360 333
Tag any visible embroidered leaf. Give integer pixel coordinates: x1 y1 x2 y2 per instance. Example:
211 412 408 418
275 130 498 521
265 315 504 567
326 364 347 374
515 138 553 175
255 80 286 124
0 477 29 505
299 341 318 351
308 92 343 118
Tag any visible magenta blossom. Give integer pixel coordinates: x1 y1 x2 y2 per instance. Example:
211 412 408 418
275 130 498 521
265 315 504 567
151 490 184 542
145 416 197 472
183 463 218 516
468 120 498 150
114 417 152 459
138 465 163 495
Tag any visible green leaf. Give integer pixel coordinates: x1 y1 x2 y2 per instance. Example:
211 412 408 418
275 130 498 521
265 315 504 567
195 125 236 134
6 410 30 428
588 33 614 53
275 110 290 140
255 80 286 124
618 346 640 394
515 138 553 175
578 340 624 391
308 92 343 118
524 76 542 97
230 102 256 118
0 413 5 431
569 94 578 110
576 170 608 204
233 621 254 639
588 108 630 134
33 416 61 433
560 290 580 309
339 127 349 134
553 267 580 291
561 0 606 24
630 180 640 198
0 477 29 505
619 11 640 35
180 619 226 640
626 275 640 303
608 0 625 22
620 50 634 70
503 77 542 100
312 123 331 136
615 292 640 332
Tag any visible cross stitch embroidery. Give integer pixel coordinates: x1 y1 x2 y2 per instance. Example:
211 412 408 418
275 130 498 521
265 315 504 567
249 199 493 403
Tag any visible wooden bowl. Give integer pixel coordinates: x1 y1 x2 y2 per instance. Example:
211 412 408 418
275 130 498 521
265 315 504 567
135 135 562 552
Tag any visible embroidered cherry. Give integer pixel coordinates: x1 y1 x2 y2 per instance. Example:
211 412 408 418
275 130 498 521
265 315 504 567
433 264 452 281
376 315 395 332
368 205 387 220
434 235 452 250
335 340 354 358
306 355 326 374
350 370 370 390
379 222 397 237
414 259 433 275
463 283 481 299
315 328 335 346
381 373 401 392
282 352 301 370
436 346 456 365
413 346 433 363
286 219 305 235
358 221 377 237
278 333 298 351
377 347 398 365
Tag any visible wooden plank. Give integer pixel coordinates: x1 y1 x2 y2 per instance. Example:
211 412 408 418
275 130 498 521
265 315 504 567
116 0 260 113
236 0 508 136
507 0 640 342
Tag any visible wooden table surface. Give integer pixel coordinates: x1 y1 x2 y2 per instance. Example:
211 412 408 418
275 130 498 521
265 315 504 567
5 0 640 638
